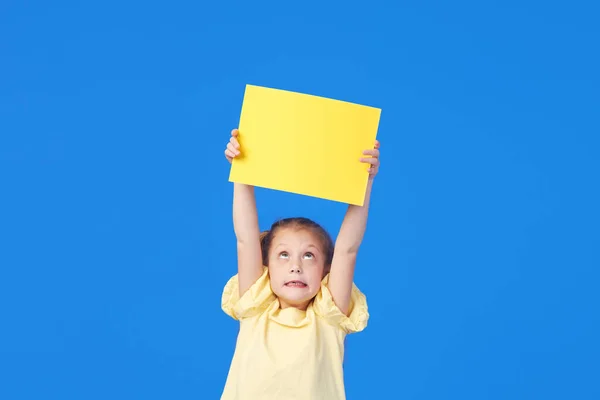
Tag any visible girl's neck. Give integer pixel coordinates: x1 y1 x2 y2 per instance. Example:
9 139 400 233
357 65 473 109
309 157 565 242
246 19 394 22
278 298 310 311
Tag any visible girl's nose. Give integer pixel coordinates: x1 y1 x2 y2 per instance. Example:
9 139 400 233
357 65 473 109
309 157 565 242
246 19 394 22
290 263 302 273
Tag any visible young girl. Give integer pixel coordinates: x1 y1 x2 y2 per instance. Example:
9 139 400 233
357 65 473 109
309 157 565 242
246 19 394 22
220 128 380 400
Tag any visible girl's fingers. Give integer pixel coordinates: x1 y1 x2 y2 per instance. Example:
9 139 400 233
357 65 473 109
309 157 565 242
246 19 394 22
225 149 236 160
227 142 240 155
362 149 380 157
362 141 380 174
360 157 380 165
225 129 241 163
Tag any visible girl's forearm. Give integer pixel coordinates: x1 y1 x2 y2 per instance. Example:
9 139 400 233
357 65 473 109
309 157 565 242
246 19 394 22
232 182 263 295
334 179 374 254
233 183 260 244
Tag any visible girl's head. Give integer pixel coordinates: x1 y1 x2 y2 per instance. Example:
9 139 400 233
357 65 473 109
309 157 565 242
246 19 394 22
260 217 334 310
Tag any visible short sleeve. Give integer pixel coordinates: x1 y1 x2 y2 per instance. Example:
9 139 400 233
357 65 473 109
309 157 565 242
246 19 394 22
313 277 369 334
221 267 276 320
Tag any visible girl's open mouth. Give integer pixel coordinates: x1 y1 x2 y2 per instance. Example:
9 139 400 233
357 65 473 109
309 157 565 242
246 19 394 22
285 281 307 288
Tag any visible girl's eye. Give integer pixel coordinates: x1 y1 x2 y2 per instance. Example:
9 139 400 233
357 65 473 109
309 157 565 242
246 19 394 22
279 252 289 259
304 252 314 260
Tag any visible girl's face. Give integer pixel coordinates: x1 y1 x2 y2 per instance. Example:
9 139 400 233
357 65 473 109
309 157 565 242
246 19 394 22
267 228 326 310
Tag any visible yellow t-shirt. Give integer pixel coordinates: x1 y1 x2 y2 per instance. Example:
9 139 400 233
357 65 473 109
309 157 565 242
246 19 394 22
220 267 369 400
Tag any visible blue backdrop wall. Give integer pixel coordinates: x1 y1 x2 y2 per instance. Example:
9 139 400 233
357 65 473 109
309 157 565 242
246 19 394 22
1 1 598 399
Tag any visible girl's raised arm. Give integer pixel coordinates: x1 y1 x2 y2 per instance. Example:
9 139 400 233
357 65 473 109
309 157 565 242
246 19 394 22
225 129 264 296
327 141 380 315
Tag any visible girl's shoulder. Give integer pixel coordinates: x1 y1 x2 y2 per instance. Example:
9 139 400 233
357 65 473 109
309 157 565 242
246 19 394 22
313 275 369 334
221 267 276 320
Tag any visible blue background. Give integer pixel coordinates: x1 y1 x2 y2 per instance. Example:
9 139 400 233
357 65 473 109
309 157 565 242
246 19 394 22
1 1 599 399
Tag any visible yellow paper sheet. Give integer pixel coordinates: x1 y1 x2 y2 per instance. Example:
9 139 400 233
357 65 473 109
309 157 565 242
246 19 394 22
229 85 381 206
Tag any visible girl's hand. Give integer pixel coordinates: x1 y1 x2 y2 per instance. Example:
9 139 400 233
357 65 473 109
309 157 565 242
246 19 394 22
360 140 380 180
224 129 241 164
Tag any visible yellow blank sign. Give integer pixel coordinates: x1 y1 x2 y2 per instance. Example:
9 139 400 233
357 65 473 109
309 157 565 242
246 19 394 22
229 85 381 206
